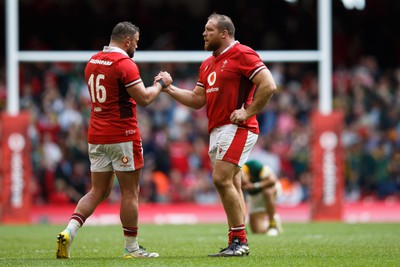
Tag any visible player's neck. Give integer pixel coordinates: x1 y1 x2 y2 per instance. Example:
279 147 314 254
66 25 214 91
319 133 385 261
108 41 125 51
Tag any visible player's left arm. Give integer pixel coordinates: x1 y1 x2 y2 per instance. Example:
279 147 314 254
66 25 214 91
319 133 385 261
230 68 277 123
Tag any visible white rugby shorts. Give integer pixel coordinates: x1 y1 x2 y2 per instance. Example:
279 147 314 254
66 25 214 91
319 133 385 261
88 140 144 172
208 124 258 167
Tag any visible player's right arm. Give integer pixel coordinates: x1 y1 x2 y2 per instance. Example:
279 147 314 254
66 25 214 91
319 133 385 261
127 71 172 107
164 85 206 110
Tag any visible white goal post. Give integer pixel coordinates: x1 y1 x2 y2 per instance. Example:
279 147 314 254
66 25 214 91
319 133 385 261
6 0 332 115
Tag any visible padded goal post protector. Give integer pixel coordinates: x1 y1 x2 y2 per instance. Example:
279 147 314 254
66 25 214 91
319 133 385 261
1 111 32 224
310 111 344 221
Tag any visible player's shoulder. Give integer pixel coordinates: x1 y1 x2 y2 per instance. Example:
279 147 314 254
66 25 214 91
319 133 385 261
89 51 128 65
232 43 262 64
234 43 257 54
260 165 275 179
262 165 274 174
108 52 134 64
199 55 215 73
201 55 214 66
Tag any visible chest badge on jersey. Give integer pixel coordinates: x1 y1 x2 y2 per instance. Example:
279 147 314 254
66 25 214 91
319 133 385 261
221 60 228 71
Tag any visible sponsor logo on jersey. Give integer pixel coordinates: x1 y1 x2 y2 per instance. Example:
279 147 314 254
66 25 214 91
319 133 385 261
207 71 217 86
94 106 102 112
206 72 219 93
206 87 219 93
89 59 113 66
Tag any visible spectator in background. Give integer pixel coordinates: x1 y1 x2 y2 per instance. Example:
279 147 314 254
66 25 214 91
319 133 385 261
6 0 400 218
139 169 158 203
248 137 281 176
22 59 400 206
193 169 219 204
168 168 192 203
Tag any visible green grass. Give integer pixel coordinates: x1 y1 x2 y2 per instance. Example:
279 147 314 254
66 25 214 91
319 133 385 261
0 223 399 266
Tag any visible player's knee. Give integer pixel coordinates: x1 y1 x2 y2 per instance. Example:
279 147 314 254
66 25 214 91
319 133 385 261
102 189 112 201
87 189 109 204
265 185 277 195
212 176 230 189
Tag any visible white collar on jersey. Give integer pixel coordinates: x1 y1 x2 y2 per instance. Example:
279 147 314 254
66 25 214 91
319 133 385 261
217 40 239 56
103 46 129 57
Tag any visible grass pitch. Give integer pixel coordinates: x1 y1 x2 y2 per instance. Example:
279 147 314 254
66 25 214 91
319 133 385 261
0 223 399 266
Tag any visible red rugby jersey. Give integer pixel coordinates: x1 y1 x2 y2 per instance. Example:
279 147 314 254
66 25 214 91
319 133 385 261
85 46 142 144
197 42 267 134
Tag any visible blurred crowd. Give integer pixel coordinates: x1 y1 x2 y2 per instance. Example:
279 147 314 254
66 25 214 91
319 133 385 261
1 56 399 206
0 0 400 205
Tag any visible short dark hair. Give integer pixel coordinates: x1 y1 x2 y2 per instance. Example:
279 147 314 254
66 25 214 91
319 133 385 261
111 21 140 42
208 13 235 37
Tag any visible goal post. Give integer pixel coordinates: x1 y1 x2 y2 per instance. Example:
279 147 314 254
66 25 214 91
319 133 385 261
6 0 332 115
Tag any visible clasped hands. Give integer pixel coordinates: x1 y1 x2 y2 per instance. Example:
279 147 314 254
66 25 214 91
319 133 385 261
154 71 173 90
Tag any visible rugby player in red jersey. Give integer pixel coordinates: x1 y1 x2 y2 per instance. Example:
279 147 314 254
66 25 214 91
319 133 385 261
164 13 277 256
56 21 172 259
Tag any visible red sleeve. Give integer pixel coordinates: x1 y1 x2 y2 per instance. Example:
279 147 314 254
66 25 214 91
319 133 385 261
118 58 142 87
240 48 267 80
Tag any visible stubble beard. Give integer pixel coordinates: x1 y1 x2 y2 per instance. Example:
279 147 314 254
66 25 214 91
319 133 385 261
204 40 219 52
127 47 135 58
